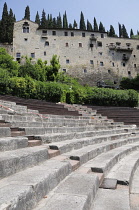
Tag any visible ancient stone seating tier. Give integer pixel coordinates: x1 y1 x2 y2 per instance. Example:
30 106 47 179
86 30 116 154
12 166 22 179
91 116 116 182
0 96 139 209
89 105 139 127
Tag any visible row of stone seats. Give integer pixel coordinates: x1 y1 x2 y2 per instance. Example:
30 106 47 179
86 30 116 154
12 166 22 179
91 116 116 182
88 105 139 127
0 99 139 209
0 95 81 116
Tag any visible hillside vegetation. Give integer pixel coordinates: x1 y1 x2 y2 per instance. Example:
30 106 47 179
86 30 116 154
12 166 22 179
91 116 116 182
0 48 138 107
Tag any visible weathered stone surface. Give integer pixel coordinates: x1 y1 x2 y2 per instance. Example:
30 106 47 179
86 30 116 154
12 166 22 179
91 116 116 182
91 188 130 210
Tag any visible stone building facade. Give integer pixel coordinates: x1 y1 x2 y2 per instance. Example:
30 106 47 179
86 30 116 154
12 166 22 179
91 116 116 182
12 19 139 86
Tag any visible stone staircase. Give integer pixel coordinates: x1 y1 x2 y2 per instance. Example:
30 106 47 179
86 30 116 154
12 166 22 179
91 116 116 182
0 99 139 209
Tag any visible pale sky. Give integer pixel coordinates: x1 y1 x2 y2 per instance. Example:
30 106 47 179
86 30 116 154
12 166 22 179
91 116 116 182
0 0 138 35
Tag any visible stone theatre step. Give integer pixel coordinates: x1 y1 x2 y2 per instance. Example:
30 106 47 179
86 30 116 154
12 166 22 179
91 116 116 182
84 140 139 175
34 173 99 210
91 187 130 210
62 137 138 165
0 159 72 210
0 145 49 178
0 136 28 151
37 128 135 144
106 150 139 185
48 132 138 154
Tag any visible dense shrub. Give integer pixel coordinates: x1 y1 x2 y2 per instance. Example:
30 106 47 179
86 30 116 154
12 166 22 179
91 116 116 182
84 87 138 107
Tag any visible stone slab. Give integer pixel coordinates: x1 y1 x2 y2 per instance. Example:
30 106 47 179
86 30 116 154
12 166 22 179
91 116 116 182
91 188 130 210
35 194 89 210
100 178 117 189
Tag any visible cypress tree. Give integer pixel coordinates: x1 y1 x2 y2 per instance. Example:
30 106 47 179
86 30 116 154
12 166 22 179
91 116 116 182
63 11 68 29
0 2 9 43
48 14 53 28
35 11 40 25
73 20 78 29
118 23 122 37
7 8 15 43
99 22 105 32
52 18 57 28
40 9 47 28
69 23 73 29
57 13 62 28
108 25 116 37
87 20 93 31
24 5 30 20
130 29 134 38
122 24 129 38
94 17 98 31
79 11 86 30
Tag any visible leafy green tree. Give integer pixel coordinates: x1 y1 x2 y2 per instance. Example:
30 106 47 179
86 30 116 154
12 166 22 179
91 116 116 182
0 68 10 94
46 55 60 81
99 22 105 32
24 5 30 20
63 11 68 29
79 11 86 30
94 17 98 31
35 11 40 25
0 48 19 76
87 20 93 31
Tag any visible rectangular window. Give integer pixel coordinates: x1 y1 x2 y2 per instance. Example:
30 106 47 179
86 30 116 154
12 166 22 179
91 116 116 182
112 62 115 67
79 43 82 47
137 45 139 50
134 64 137 68
116 42 121 46
24 38 28 41
100 62 104 66
128 71 131 75
71 32 74 37
90 60 93 64
83 69 87 73
44 51 46 56
42 30 47 34
64 31 68 36
82 32 85 37
63 69 66 72
65 42 69 47
16 53 21 58
66 59 70 64
52 31 56 35
99 52 103 55
97 41 102 47
101 34 104 38
31 53 35 58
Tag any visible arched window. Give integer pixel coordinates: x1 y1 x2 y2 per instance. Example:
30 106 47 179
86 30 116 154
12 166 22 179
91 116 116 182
23 22 30 33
